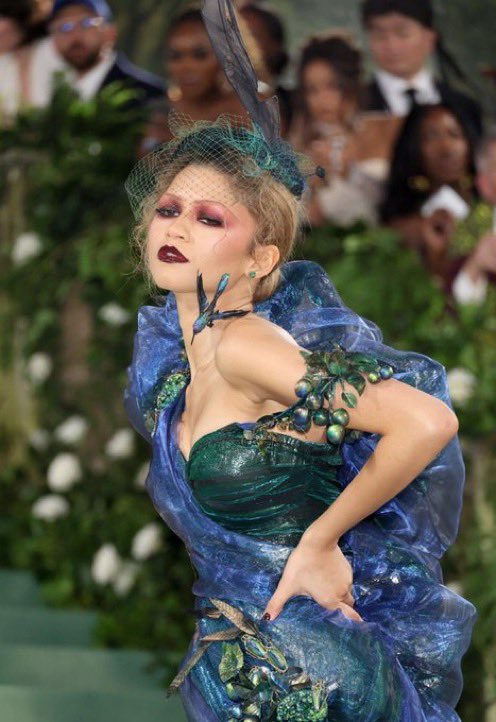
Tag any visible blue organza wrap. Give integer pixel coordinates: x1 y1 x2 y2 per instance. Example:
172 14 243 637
124 260 476 721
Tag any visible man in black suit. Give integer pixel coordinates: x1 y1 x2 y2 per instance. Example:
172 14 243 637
48 0 164 107
359 0 482 138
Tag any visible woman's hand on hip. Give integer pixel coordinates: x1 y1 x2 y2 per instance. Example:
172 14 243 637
260 537 363 623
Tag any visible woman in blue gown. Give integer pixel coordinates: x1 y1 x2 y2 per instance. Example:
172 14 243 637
122 3 476 720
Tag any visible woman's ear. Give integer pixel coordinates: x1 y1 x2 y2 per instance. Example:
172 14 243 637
253 244 280 277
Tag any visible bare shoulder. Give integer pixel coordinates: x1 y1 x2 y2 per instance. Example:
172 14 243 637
215 313 303 389
216 313 299 362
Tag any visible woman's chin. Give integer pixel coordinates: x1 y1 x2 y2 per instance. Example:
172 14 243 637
150 263 195 287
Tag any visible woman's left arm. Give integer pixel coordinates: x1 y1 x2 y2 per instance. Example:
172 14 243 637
298 371 458 549
217 319 459 620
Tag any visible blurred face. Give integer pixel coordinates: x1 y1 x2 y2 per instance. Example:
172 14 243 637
166 21 220 101
240 8 283 78
420 108 470 188
147 164 258 295
0 16 24 53
367 13 436 79
476 142 496 206
50 5 115 72
302 60 344 125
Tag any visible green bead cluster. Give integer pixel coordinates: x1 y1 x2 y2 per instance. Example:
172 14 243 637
248 344 394 452
276 686 328 721
144 368 190 435
165 599 333 721
144 337 189 435
221 633 329 722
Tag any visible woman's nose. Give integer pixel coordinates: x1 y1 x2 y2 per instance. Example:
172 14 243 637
166 214 189 240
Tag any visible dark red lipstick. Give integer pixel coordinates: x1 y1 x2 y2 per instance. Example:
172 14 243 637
158 245 189 263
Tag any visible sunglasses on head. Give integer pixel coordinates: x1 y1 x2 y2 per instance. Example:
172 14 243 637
50 16 106 35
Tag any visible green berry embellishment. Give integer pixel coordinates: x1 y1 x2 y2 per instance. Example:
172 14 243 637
326 423 345 444
295 378 313 398
380 365 394 379
313 409 328 426
332 408 349 426
305 392 324 410
293 407 311 431
368 371 380 383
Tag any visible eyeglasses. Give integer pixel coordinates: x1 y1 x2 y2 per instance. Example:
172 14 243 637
50 16 106 35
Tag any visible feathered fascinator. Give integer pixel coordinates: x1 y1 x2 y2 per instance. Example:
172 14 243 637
124 0 324 218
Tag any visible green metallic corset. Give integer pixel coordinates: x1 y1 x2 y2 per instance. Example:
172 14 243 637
183 422 344 546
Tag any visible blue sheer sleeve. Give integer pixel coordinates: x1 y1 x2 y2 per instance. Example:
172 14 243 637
123 296 186 444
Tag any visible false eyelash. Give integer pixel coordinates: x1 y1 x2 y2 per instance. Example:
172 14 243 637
199 214 223 227
156 205 180 217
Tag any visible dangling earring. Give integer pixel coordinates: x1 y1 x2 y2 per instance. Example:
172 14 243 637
167 84 182 102
408 175 431 193
191 272 251 343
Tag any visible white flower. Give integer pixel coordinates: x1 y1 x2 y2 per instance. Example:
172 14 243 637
28 429 50 451
26 352 52 384
112 560 140 596
32 494 70 521
11 232 42 265
134 461 150 489
47 452 82 491
54 415 89 445
447 368 476 407
131 522 163 560
91 543 122 585
446 580 463 596
88 141 102 156
98 302 131 326
105 428 135 459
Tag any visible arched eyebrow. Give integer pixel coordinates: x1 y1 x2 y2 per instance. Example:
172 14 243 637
157 191 235 212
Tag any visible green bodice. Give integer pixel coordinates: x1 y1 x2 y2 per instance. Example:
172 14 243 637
183 422 344 546
157 342 394 546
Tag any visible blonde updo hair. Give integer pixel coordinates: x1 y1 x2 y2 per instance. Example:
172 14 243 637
131 152 306 303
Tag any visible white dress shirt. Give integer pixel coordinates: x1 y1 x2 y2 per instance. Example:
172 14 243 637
452 270 488 304
63 49 117 101
375 67 441 117
452 207 496 305
0 37 66 120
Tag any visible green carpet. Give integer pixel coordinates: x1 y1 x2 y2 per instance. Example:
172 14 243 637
0 568 188 722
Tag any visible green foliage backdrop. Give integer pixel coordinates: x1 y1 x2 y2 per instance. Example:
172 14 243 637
1 81 495 718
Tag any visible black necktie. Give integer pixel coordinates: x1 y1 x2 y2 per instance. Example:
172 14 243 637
405 86 419 109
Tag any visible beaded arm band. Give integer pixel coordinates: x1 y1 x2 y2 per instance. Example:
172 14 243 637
243 344 394 453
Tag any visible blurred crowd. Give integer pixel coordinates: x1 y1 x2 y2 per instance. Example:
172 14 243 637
2 0 496 307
